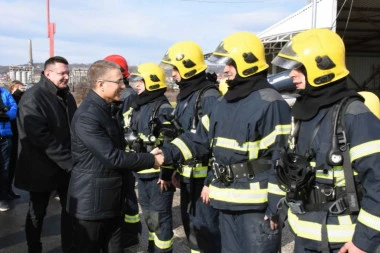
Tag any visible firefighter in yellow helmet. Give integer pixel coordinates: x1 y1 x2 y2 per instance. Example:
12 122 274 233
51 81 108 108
272 28 380 253
160 41 222 253
160 32 291 252
124 62 175 253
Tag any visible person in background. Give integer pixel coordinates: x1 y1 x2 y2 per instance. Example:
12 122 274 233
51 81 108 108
272 28 380 253
125 62 175 253
104 54 141 248
160 32 291 252
14 56 76 253
66 60 164 253
0 85 17 212
160 41 221 253
7 80 26 200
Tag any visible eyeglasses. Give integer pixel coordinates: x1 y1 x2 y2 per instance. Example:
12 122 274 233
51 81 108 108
98 79 124 85
48 70 70 76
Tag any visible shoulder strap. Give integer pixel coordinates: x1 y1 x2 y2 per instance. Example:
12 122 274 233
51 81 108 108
191 85 218 132
330 97 361 213
149 99 169 137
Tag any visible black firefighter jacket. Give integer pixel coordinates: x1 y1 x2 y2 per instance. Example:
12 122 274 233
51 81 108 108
67 90 155 220
289 99 380 252
163 86 291 215
15 73 77 192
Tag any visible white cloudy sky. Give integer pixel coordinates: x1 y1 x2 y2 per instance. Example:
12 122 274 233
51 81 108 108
0 0 306 66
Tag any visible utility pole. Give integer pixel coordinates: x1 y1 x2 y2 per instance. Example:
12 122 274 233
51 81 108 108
311 0 317 28
47 0 56 57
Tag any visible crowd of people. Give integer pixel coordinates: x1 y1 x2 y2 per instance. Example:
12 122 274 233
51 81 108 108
1 28 379 253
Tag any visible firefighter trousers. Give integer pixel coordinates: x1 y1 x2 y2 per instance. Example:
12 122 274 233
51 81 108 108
180 181 221 253
219 210 280 253
137 177 174 253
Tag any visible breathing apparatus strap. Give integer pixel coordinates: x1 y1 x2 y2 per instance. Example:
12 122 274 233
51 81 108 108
276 98 360 252
148 99 167 138
190 85 217 132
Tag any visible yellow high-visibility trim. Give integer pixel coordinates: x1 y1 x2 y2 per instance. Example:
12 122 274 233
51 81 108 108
172 138 193 160
179 164 208 178
201 115 210 132
288 211 355 242
268 182 286 196
350 140 380 162
149 231 154 241
358 209 380 232
338 215 352 225
123 107 134 128
124 214 140 224
137 168 160 174
152 233 174 250
259 124 291 150
209 182 268 204
191 250 201 253
315 166 358 187
214 124 291 160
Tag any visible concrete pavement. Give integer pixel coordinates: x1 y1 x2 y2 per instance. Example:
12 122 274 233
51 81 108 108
0 187 298 253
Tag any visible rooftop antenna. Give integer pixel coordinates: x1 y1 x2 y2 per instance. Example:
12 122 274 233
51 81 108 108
47 0 56 57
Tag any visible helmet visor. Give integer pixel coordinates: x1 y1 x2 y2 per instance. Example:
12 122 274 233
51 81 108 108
128 75 144 84
207 54 233 65
159 62 174 71
272 56 303 70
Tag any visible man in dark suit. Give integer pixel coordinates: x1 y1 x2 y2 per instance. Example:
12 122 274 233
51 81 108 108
15 56 77 253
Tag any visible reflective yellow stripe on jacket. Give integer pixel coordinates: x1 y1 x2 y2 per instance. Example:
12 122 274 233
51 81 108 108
288 211 356 243
358 209 380 232
350 140 380 162
209 182 268 204
268 182 285 196
201 114 210 132
172 138 193 160
179 164 208 178
214 124 291 159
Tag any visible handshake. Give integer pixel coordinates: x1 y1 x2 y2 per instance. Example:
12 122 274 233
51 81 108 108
151 148 164 168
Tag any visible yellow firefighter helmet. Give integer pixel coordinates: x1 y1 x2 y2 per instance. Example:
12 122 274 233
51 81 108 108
129 62 167 91
272 28 349 87
160 41 207 80
208 31 269 78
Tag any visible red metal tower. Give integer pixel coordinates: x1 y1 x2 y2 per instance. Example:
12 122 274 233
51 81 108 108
47 0 56 57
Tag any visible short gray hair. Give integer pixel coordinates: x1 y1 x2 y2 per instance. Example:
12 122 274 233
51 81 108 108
87 60 120 88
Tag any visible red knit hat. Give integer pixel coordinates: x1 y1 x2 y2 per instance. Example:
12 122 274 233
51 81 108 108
104 54 130 78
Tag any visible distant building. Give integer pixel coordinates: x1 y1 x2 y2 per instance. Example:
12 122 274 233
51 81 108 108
8 66 34 84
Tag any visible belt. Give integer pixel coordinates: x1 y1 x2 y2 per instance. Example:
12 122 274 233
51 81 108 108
212 158 273 184
231 159 273 179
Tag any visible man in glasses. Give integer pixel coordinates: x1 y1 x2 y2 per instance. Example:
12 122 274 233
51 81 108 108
66 60 164 253
15 56 77 253
104 54 141 248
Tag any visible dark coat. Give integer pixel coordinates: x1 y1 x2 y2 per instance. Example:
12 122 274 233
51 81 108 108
14 73 77 192
67 90 155 220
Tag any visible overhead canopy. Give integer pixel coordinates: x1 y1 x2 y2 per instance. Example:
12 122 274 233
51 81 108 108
259 0 380 56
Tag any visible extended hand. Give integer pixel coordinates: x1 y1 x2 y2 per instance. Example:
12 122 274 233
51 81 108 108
157 178 171 192
151 147 163 156
171 172 180 189
201 185 210 205
338 242 366 253
153 153 164 168
264 215 278 230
